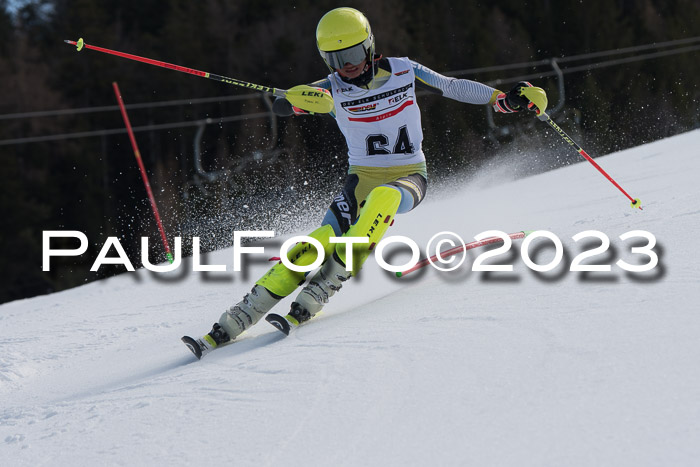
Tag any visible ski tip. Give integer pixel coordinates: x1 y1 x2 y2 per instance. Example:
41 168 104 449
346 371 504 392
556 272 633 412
181 336 203 360
265 313 291 336
395 271 403 278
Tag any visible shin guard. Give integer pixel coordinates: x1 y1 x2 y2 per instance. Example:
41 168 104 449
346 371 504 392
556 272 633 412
256 224 336 298
336 185 401 273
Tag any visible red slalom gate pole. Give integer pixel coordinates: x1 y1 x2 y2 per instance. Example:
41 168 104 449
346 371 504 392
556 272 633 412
112 82 174 263
397 231 530 277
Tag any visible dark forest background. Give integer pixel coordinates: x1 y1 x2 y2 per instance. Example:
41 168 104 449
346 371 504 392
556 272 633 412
1 0 698 304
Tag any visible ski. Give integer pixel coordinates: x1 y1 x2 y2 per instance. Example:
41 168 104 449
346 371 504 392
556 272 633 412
183 314 302 360
265 313 296 336
181 335 208 360
182 323 236 360
181 333 232 360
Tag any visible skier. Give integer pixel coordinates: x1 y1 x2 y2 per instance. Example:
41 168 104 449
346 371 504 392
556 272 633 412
183 7 542 358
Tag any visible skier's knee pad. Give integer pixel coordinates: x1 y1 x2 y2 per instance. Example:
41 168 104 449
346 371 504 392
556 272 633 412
335 185 402 271
386 174 427 214
393 184 418 214
256 224 336 297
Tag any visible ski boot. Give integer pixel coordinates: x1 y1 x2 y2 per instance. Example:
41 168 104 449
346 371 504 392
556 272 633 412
218 284 281 339
266 253 351 335
293 253 351 319
182 285 280 359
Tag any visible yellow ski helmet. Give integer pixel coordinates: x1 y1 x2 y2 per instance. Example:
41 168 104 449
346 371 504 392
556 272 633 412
316 7 375 70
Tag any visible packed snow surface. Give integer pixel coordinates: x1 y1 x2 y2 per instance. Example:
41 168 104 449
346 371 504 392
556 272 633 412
2 130 699 466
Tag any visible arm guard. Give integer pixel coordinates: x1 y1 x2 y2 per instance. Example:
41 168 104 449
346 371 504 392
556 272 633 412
411 60 497 105
272 78 333 117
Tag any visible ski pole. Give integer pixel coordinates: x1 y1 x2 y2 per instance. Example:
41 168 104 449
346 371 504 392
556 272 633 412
397 231 530 277
113 82 174 264
540 115 643 209
64 38 334 114
520 87 642 210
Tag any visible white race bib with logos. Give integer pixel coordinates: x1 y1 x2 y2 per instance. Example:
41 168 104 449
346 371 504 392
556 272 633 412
330 57 425 167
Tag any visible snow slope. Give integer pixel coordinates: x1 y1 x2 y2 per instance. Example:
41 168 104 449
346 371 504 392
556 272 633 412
2 130 700 466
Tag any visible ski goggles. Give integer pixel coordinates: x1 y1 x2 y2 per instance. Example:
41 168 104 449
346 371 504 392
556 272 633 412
319 36 373 69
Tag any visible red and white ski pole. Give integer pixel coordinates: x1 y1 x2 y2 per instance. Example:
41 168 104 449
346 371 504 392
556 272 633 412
112 82 174 264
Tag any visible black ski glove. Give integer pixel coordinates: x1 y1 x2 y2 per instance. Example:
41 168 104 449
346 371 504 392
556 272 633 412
493 81 535 113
